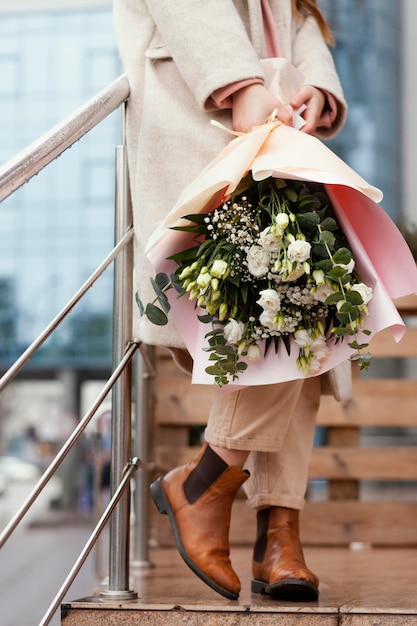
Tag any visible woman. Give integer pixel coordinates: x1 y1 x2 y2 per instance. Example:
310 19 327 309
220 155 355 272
113 0 348 602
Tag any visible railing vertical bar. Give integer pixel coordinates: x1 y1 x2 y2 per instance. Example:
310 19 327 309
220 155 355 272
131 348 154 568
101 102 137 598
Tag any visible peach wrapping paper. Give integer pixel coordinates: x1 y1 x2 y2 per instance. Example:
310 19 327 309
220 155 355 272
146 121 417 387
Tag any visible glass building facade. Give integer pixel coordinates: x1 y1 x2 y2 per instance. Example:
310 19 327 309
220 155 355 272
0 8 121 371
319 0 401 218
0 2 402 373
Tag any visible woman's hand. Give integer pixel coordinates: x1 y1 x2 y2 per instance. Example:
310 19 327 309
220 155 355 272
231 83 292 133
291 85 326 135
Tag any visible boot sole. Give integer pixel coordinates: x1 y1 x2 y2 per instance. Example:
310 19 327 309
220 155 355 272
251 578 319 602
150 476 239 601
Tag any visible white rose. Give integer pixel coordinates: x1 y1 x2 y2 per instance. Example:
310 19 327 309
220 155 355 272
256 288 281 312
223 319 244 344
246 245 270 278
259 227 281 251
351 282 373 305
210 259 228 279
312 284 335 303
259 310 279 331
287 240 311 263
276 213 289 229
246 344 261 361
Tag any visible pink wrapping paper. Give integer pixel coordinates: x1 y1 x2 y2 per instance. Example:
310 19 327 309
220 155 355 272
146 122 417 387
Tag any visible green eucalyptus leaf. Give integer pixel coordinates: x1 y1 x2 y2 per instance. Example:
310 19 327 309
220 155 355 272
324 291 344 305
154 272 170 290
135 292 144 316
350 351 372 362
297 195 321 211
326 266 348 280
333 327 354 337
320 217 338 231
297 212 320 232
345 290 363 305
319 230 335 244
284 187 298 203
348 340 370 350
197 314 213 323
213 345 236 356
145 303 168 326
332 247 352 265
338 301 355 313
314 259 333 272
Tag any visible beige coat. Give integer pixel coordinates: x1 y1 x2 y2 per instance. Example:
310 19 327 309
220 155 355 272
113 0 350 399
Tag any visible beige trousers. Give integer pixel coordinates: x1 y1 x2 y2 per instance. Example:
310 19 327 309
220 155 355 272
204 377 321 510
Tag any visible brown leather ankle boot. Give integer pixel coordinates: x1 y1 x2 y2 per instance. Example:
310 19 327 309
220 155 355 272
251 506 319 601
150 443 249 600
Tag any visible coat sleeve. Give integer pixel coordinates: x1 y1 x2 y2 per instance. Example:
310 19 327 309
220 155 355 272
143 0 266 109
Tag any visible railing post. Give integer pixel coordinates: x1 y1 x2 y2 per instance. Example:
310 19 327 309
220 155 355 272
101 102 137 600
131 347 154 569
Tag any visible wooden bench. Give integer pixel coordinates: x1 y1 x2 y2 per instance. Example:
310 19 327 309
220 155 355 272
150 295 417 547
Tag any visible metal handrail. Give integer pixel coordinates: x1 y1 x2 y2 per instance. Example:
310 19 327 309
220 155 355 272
0 74 146 624
0 340 138 549
0 226 133 393
0 74 130 202
40 456 148 626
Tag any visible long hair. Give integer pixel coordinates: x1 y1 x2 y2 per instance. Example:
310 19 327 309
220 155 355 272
292 0 335 46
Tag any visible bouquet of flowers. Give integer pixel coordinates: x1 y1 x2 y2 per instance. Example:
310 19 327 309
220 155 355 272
138 173 373 387
142 121 417 389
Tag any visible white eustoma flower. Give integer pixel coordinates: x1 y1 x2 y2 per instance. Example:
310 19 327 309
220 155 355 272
351 282 373 305
294 328 313 348
246 344 261 361
312 269 325 286
307 355 323 374
276 213 289 229
210 259 228 279
196 272 211 292
259 227 281 251
246 245 270 278
223 319 244 344
259 310 279 331
284 264 305 282
256 288 281 312
287 240 311 263
310 336 329 361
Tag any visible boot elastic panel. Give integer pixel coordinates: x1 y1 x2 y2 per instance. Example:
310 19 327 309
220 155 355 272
183 444 228 504
253 507 270 563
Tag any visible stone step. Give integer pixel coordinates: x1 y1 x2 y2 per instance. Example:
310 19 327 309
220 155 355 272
62 546 417 625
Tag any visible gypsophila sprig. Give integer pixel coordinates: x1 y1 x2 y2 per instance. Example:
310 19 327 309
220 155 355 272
138 175 373 386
